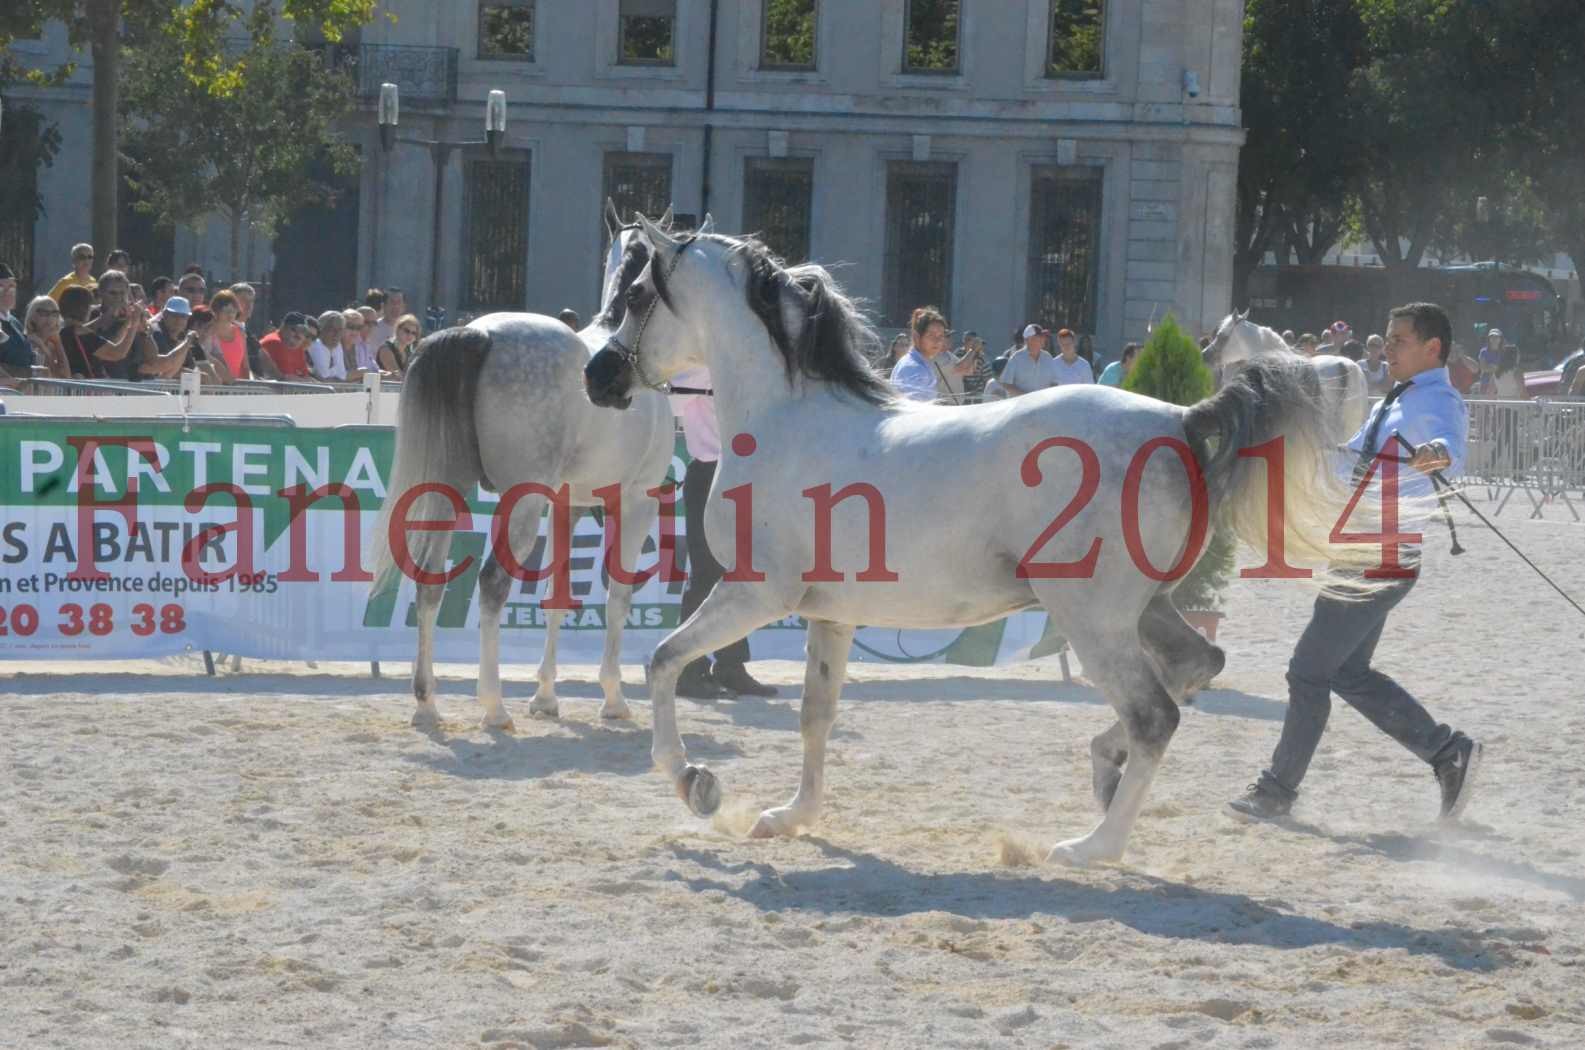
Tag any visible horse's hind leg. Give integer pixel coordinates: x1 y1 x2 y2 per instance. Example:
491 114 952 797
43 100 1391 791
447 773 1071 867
475 491 549 731
1089 596 1220 813
595 486 659 721
1139 593 1225 704
1089 720 1128 813
1050 641 1180 866
410 533 453 729
750 620 854 838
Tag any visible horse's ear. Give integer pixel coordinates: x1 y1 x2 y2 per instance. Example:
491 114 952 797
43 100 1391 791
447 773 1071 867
698 212 715 235
604 199 621 240
637 212 679 251
659 205 675 229
1237 307 1250 322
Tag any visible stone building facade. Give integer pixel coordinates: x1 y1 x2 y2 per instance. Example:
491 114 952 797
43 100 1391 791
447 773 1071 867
8 1 1245 355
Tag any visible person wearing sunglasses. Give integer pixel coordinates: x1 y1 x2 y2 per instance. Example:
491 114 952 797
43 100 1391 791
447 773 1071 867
20 295 71 379
49 243 98 303
338 308 372 377
376 313 421 375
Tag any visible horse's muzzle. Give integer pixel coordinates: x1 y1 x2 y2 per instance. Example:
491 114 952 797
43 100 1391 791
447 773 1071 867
585 343 634 410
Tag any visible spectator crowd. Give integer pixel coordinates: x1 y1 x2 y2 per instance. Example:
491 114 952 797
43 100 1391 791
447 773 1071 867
1 243 426 389
8 241 1585 403
882 304 1138 405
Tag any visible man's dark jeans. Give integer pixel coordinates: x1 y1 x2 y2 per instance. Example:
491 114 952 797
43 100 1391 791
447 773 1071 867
1259 573 1460 799
680 458 750 675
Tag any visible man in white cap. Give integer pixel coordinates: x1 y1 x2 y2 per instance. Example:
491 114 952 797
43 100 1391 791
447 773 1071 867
988 322 1061 399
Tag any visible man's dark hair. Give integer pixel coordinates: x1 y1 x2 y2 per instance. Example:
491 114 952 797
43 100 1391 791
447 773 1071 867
59 285 95 323
1341 339 1365 362
1389 302 1453 363
149 276 173 296
105 249 131 269
181 263 204 276
364 288 387 309
384 287 405 301
1121 342 1141 362
558 308 580 329
910 305 946 339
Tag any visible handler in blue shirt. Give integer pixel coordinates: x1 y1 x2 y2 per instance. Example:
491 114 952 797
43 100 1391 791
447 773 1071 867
1230 302 1483 823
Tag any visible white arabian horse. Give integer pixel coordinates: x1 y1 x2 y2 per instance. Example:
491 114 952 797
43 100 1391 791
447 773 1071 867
367 204 685 729
1206 309 1369 442
584 218 1378 866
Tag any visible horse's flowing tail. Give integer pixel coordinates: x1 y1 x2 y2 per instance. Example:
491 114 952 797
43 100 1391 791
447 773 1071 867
366 326 494 589
1185 354 1388 592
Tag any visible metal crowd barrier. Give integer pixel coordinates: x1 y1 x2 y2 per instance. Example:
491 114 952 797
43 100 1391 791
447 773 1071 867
1464 398 1584 520
18 377 174 397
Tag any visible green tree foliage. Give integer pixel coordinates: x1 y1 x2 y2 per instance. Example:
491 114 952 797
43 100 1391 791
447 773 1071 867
1123 315 1213 404
1123 315 1232 612
0 96 61 227
904 0 959 72
1048 0 1104 77
0 0 374 254
762 0 816 68
1237 0 1574 282
1235 0 1367 301
120 5 359 276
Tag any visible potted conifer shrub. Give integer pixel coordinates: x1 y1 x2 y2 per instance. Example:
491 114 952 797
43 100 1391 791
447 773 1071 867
1122 315 1235 641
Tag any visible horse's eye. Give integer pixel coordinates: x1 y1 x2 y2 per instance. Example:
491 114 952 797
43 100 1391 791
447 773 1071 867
625 283 646 307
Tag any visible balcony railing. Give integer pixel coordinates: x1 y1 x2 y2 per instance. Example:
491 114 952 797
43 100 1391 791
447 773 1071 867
352 43 459 107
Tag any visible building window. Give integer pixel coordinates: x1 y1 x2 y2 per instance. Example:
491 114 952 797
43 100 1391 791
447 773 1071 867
602 151 673 263
761 0 817 71
903 0 960 74
1027 165 1103 334
743 157 814 264
619 0 676 66
479 0 535 60
463 157 531 309
1048 0 1104 77
883 161 956 326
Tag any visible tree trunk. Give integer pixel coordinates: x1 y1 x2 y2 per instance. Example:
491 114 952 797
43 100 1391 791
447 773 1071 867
89 0 121 258
230 209 243 280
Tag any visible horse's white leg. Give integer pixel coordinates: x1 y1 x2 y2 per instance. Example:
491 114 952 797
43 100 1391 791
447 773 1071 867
473 493 546 731
649 581 788 816
411 587 445 728
596 488 658 721
529 608 566 718
1139 592 1226 703
750 620 853 838
1049 645 1180 867
1089 719 1128 814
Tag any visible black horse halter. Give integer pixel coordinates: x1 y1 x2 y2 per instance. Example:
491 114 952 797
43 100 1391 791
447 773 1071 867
604 229 701 394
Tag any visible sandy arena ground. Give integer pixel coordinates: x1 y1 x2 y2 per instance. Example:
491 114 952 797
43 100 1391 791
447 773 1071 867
2 497 1583 1049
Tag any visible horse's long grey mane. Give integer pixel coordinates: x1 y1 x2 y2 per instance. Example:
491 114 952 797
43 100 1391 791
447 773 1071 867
676 233 895 407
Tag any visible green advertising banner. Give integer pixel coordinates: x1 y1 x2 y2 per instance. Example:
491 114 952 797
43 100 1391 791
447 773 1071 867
0 421 1063 665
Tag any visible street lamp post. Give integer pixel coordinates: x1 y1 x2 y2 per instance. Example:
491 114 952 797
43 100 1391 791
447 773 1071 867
376 83 511 321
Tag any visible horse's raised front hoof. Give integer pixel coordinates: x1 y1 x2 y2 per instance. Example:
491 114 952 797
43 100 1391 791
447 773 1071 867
749 806 811 839
528 695 559 720
678 765 722 817
410 704 441 729
600 699 634 721
1046 835 1122 869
